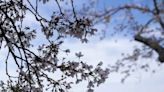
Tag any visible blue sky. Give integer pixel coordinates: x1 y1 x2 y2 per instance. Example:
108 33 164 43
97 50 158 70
0 0 164 92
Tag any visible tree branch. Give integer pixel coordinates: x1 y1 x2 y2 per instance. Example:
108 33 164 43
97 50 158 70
153 0 164 31
135 34 164 63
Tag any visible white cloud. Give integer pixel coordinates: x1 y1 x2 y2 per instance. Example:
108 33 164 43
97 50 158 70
0 33 164 92
59 37 137 65
58 37 164 92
